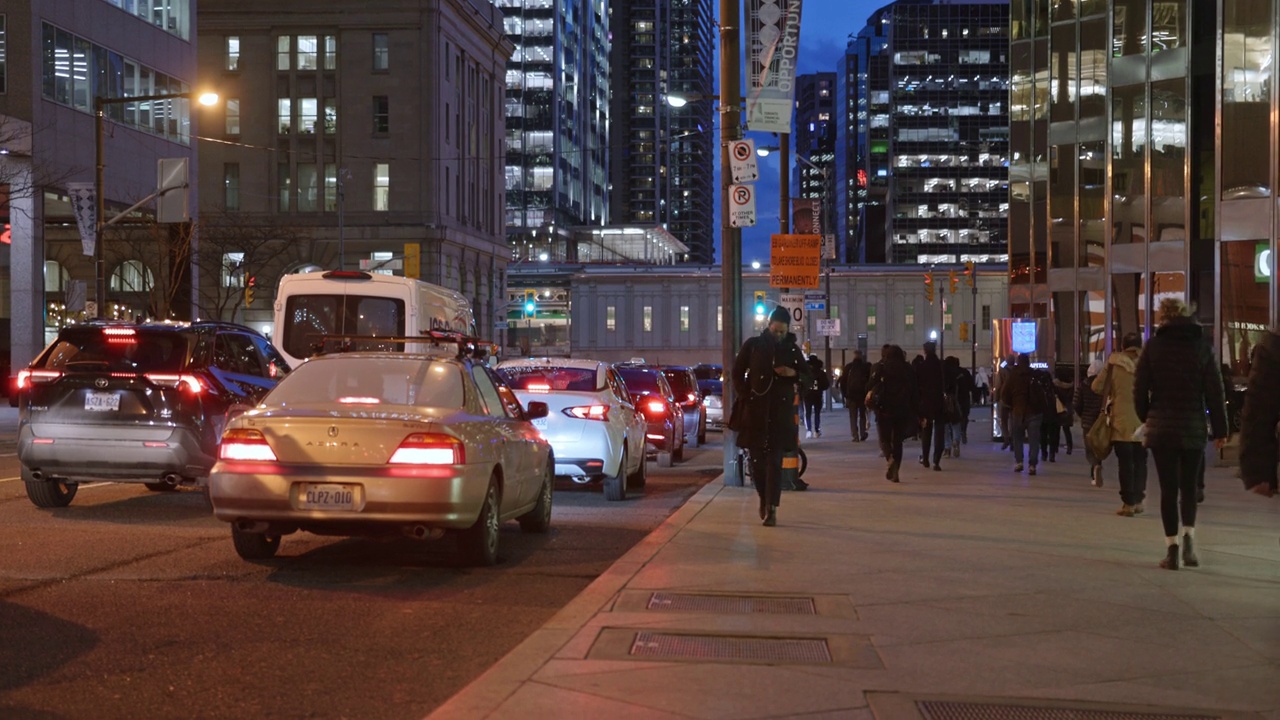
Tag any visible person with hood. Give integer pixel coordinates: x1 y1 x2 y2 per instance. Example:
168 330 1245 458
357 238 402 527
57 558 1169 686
1238 329 1280 534
993 354 1017 448
1093 332 1148 516
1000 353 1045 474
915 341 947 471
943 356 970 457
1074 357 1107 487
866 344 918 482
839 350 872 442
803 354 828 439
1134 299 1228 570
731 306 810 527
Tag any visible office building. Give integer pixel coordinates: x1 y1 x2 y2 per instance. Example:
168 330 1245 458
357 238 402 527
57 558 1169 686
793 72 836 244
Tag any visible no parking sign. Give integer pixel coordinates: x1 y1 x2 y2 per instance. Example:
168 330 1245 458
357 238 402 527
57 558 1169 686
729 140 759 182
729 185 757 228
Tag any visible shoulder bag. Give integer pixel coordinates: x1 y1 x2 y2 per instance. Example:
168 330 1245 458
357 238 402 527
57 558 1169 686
1085 366 1115 461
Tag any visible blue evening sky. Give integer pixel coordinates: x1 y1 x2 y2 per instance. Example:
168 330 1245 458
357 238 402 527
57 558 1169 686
731 0 883 264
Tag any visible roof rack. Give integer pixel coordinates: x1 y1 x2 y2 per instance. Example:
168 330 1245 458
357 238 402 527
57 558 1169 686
307 330 496 361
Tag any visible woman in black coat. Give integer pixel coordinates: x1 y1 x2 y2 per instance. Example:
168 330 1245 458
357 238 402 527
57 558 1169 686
1133 299 1228 570
867 344 919 483
1239 329 1280 500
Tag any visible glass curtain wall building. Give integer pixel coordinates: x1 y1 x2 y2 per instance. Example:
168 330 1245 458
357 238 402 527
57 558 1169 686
500 0 610 260
794 73 836 239
607 0 714 263
847 0 1010 266
1008 0 1228 375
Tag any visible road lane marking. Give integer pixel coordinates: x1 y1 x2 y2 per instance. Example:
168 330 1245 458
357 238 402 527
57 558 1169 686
0 476 20 483
0 453 16 457
0 477 110 488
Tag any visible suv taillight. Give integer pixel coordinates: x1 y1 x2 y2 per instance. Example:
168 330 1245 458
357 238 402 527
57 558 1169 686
145 373 205 393
16 369 62 390
219 429 277 461
388 433 465 465
644 399 667 415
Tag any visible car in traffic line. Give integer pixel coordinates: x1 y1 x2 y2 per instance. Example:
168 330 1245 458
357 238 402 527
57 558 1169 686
615 364 683 467
699 378 724 431
16 321 290 508
207 347 553 566
496 358 647 501
661 365 707 447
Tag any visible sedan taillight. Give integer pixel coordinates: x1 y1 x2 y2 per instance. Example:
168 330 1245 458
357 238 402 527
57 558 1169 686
388 433 466 465
219 429 278 461
564 405 609 421
16 369 62 390
645 399 667 414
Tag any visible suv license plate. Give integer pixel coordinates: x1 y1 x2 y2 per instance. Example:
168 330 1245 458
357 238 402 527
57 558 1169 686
85 392 120 412
298 484 357 511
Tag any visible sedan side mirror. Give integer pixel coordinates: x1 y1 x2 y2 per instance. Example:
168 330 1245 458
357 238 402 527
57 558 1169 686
526 401 549 420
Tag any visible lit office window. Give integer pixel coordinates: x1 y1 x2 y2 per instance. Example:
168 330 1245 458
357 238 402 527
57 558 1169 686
277 97 291 134
276 36 290 70
224 98 240 135
373 163 390 211
224 163 240 211
323 35 337 70
606 306 616 331
717 305 722 332
297 35 317 70
324 164 338 212
299 98 317 134
225 36 239 71
323 98 337 133
680 306 690 332
298 163 318 212
277 164 291 212
222 252 245 288
905 304 914 331
373 33 389 71
643 306 653 332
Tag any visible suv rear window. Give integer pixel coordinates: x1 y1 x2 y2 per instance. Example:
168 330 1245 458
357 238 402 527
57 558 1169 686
496 366 600 392
39 327 191 373
663 370 695 396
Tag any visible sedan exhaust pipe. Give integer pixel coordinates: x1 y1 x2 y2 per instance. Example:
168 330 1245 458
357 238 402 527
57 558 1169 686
30 470 44 481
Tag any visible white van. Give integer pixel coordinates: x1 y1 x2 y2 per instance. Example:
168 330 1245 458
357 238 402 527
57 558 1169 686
273 270 476 367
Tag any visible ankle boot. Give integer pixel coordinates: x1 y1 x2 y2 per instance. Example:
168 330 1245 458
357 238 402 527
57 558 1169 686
1182 535 1199 567
1159 544 1179 570
758 495 767 520
763 506 777 527
889 461 901 483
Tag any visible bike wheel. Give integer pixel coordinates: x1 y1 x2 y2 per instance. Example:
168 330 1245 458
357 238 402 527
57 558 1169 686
797 447 808 478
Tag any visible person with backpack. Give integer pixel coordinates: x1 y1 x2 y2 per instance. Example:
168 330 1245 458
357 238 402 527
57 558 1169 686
803 354 829 439
866 344 918 482
839 350 872 442
1239 329 1280 529
999 353 1045 475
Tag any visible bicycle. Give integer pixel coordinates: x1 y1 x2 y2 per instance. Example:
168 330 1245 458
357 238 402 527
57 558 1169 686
737 445 807 487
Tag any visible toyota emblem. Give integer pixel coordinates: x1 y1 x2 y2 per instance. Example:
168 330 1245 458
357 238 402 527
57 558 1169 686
327 426 339 437
95 378 108 389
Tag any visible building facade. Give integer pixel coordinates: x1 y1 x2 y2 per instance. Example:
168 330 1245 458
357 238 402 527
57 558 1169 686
793 72 836 243
1 0 199 370
196 0 514 334
499 0 610 262
847 0 1010 266
607 0 715 264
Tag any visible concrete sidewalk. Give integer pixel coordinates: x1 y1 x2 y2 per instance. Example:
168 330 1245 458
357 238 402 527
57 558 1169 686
428 408 1280 720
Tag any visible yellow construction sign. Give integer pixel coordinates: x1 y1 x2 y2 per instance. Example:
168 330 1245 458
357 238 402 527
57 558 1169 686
769 233 821 288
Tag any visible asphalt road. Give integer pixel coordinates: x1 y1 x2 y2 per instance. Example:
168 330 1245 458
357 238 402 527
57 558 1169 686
0 433 722 720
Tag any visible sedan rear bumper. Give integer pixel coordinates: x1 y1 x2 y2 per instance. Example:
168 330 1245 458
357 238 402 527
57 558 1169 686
208 461 494 530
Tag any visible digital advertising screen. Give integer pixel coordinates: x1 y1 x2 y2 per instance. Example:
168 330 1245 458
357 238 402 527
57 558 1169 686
1011 321 1037 355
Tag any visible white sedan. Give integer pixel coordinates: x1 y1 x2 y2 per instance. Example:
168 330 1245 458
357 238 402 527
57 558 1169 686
496 358 648 501
208 351 554 566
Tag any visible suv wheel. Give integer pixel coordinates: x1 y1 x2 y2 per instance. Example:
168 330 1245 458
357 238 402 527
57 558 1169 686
23 467 77 508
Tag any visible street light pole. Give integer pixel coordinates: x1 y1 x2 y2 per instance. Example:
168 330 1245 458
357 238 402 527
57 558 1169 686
719 0 744 485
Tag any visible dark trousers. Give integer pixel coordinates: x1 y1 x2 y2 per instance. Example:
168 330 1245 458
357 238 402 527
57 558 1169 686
748 444 785 509
1113 441 1148 507
919 416 947 464
847 401 869 439
803 399 822 433
1152 447 1203 537
876 415 906 465
1040 416 1060 460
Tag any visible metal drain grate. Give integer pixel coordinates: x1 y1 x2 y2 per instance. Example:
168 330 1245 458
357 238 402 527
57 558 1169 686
918 701 1222 720
629 632 832 663
646 592 816 615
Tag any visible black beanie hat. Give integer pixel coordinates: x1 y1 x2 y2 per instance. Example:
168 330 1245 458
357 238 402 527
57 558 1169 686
769 306 791 325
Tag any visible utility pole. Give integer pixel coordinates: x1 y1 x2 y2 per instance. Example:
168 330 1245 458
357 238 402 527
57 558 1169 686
719 0 744 486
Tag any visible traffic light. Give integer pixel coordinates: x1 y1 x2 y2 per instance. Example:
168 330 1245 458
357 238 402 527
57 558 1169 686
754 291 767 317
244 275 256 307
959 321 969 342
964 260 976 288
523 290 537 315
949 269 959 294
924 272 935 305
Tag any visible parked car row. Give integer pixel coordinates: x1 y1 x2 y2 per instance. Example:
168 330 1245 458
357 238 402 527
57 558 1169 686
10 318 719 567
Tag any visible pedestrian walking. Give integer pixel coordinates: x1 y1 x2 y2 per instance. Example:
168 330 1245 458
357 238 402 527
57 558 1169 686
731 306 809 527
999 353 1046 475
1094 333 1149 517
1074 357 1106 486
803 354 828 439
1134 299 1228 570
943 356 970 457
839 350 872 442
866 344 918 482
974 364 992 406
1036 364 1062 463
1238 328 1280 544
915 341 947 471
993 354 1017 448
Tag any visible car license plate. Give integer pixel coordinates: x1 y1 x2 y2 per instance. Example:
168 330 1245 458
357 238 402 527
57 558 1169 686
298 483 357 511
532 417 548 430
85 392 120 412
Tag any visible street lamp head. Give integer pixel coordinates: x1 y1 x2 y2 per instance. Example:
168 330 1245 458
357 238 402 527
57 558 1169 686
751 260 761 269
666 95 690 108
664 92 718 108
196 92 220 106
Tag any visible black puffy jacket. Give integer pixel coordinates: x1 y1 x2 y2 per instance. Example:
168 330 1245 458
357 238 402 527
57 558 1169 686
1239 330 1280 493
1133 318 1228 449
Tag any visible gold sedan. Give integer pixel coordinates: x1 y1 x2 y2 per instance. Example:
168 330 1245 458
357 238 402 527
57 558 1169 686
208 352 553 566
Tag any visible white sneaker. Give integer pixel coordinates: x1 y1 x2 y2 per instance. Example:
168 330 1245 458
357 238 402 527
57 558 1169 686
805 430 813 439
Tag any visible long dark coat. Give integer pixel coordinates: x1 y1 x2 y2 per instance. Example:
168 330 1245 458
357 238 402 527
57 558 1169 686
868 356 919 437
731 331 809 453
839 357 871 404
1133 318 1228 449
915 352 945 419
1239 330 1280 493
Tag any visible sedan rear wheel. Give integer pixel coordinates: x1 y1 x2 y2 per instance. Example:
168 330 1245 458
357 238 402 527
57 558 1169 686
143 482 180 492
672 428 685 462
518 465 553 533
24 474 78 509
626 443 647 491
603 448 627 501
459 478 501 566
231 526 281 560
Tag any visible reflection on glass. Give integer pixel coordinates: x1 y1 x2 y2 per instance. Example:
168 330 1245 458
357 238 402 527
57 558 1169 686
1083 289 1106 359
1033 180 1048 283
1220 242 1269 377
1050 22 1076 123
1080 141 1106 266
1112 85 1146 244
1079 20 1107 120
1113 0 1148 57
1151 1 1186 52
1052 291 1077 367
1150 79 1186 242
1221 1 1273 195
1111 274 1143 344
1011 193 1032 286
1049 144 1076 269
1034 39 1050 120
1011 44 1033 123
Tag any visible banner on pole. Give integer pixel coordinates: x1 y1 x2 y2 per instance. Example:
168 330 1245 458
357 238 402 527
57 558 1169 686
746 0 804 134
66 182 97 256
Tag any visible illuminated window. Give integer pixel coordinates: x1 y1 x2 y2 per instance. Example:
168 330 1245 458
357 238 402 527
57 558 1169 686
643 306 653 332
680 306 690 332
373 163 390 211
606 306 616 331
373 33 389 71
224 98 240 135
225 35 239 71
373 95 389 133
276 36 290 71
297 35 317 70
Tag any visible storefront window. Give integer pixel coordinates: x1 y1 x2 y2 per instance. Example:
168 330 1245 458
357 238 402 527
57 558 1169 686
1111 273 1143 344
1220 242 1269 377
1221 1 1273 196
1082 289 1106 358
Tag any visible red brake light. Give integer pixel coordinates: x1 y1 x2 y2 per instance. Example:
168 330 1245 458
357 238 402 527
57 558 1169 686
145 373 204 393
527 382 551 393
646 399 666 414
337 396 382 404
389 433 465 465
219 429 277 461
565 405 609 421
17 369 62 390
103 327 137 344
